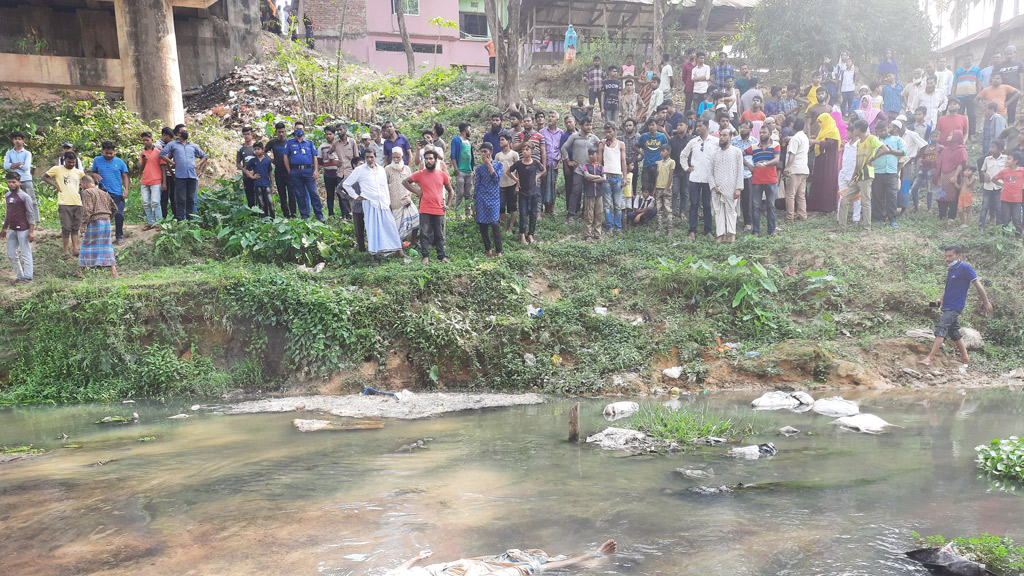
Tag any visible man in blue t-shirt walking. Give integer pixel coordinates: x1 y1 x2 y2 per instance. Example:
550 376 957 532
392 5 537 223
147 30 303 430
919 244 993 366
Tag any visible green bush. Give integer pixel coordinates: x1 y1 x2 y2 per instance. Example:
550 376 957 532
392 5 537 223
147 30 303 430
977 436 1024 483
913 532 1024 574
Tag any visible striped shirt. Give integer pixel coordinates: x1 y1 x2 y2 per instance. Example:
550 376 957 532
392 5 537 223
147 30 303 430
953 66 981 96
745 144 780 185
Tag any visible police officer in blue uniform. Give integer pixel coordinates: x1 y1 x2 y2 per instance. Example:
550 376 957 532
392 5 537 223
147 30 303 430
284 121 325 221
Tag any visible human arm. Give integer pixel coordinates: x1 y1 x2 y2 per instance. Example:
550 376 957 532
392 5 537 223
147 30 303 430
401 174 421 197
343 169 362 199
2 151 14 170
732 153 743 198
972 279 994 315
121 166 131 196
41 166 59 189
1007 86 1021 107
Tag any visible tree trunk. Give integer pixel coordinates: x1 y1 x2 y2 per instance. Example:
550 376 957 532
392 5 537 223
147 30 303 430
696 0 713 40
334 0 350 104
980 0 1006 70
396 0 416 77
653 0 665 59
484 0 525 113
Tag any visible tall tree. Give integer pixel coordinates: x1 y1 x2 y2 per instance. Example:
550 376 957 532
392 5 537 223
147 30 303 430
396 0 416 77
484 0 525 113
653 0 666 58
734 0 934 83
942 0 1006 69
696 0 714 40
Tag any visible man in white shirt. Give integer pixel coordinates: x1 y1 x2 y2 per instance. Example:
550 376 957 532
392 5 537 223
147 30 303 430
784 117 810 222
980 140 1007 229
659 53 673 97
936 56 955 97
912 75 948 128
679 120 715 239
691 51 711 108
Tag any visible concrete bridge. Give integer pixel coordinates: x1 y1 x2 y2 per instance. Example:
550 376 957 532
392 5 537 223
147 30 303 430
0 0 259 124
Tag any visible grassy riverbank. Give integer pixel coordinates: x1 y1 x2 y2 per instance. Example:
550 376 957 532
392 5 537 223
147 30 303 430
1 172 1022 404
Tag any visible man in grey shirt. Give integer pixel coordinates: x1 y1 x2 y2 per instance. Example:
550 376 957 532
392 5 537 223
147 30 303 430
559 117 600 218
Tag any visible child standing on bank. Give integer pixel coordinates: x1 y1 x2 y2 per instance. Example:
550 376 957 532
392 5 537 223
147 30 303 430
244 142 276 218
958 166 977 227
580 148 606 241
1 171 37 284
654 145 676 232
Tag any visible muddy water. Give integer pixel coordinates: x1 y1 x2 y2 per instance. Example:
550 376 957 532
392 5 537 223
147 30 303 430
2 389 1023 575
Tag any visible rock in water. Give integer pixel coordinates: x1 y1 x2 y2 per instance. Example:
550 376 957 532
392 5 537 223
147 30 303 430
812 396 860 417
728 442 777 459
790 391 814 406
292 419 385 432
677 468 715 479
779 426 801 436
906 544 991 576
586 427 647 450
688 485 734 495
167 414 190 419
603 401 640 421
751 391 800 410
834 414 897 434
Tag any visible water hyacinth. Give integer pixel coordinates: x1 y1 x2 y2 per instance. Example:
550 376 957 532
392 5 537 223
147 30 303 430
976 436 1024 482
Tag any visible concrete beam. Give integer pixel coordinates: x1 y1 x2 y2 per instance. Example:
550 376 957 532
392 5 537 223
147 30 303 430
114 0 184 124
95 0 221 7
0 53 124 91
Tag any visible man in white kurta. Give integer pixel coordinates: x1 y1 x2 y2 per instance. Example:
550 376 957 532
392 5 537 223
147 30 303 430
342 149 403 260
708 126 745 242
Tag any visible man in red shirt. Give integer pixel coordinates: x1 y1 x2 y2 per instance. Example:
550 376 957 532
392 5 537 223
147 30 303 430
992 151 1024 238
403 149 455 264
935 96 970 146
681 48 696 113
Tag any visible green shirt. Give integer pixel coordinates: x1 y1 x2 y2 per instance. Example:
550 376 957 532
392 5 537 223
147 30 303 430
457 137 473 173
854 135 882 181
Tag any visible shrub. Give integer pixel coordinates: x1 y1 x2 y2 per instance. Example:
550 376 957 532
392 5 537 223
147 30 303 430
977 436 1024 483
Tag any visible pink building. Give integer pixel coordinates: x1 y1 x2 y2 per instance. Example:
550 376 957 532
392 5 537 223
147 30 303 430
304 0 492 74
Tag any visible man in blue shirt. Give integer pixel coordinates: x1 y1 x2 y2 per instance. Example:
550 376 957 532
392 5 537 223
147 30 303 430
382 121 411 165
639 119 669 193
159 129 207 221
482 113 509 153
92 141 131 243
283 121 324 221
4 130 39 224
919 244 993 367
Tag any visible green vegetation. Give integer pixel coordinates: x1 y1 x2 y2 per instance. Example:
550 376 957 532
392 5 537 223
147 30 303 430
977 436 1024 484
913 532 1024 574
0 445 45 455
0 63 1023 405
625 403 754 442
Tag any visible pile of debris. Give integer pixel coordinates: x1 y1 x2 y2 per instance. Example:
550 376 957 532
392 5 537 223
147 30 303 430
184 63 301 129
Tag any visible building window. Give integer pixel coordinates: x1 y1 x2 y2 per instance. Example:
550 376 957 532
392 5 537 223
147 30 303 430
460 12 488 38
376 41 441 54
391 0 419 16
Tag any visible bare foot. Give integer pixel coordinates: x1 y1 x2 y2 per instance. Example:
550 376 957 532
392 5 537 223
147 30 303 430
486 250 493 258
440 258 451 263
957 356 970 364
918 357 933 366
422 257 430 265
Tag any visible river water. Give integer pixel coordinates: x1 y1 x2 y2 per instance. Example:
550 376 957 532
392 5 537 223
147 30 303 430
1 389 1023 575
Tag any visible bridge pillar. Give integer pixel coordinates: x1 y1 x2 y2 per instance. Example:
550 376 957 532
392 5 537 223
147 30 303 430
114 0 184 124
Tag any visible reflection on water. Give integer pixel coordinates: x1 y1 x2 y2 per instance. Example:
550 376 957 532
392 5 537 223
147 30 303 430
2 389 1023 575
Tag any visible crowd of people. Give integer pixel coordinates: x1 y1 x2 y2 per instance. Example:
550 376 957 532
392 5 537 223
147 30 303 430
5 46 1024 280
